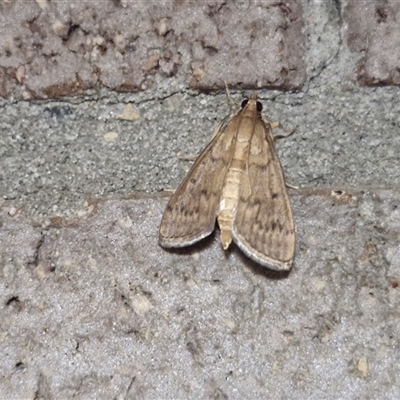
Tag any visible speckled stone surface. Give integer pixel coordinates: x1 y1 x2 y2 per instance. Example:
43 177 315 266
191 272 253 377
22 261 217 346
1 0 400 398
1 189 400 398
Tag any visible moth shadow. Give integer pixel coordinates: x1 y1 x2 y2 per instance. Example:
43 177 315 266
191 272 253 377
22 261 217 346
159 233 216 257
231 243 291 281
160 234 291 281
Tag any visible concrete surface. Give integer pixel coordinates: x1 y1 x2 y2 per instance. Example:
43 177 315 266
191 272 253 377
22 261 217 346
1 0 400 399
1 189 400 399
0 0 305 98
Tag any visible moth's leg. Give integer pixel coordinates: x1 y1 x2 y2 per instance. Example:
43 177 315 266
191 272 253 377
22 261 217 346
269 120 298 189
270 120 296 141
285 182 299 190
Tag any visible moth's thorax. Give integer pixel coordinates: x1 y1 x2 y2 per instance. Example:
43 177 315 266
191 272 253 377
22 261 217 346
236 103 262 144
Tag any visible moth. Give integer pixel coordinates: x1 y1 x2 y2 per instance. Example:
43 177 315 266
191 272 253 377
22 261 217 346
159 92 295 271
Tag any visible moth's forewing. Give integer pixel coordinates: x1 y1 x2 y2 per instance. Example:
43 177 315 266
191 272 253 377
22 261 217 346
159 119 235 248
232 119 295 271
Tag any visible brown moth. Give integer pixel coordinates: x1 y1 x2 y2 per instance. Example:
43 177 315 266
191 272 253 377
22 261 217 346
159 93 295 271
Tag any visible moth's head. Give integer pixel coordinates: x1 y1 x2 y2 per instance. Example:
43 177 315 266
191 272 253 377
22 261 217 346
241 93 263 113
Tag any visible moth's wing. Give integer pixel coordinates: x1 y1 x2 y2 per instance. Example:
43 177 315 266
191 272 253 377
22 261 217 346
232 120 295 270
159 117 236 248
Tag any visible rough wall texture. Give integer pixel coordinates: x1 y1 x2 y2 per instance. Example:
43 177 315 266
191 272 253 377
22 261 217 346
344 1 400 85
0 0 305 99
1 190 400 398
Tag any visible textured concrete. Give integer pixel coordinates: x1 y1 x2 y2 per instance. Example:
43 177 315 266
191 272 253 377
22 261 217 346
0 0 305 99
1 189 400 398
344 1 400 85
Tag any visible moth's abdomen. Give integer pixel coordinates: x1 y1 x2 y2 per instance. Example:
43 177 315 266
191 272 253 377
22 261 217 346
217 143 247 250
